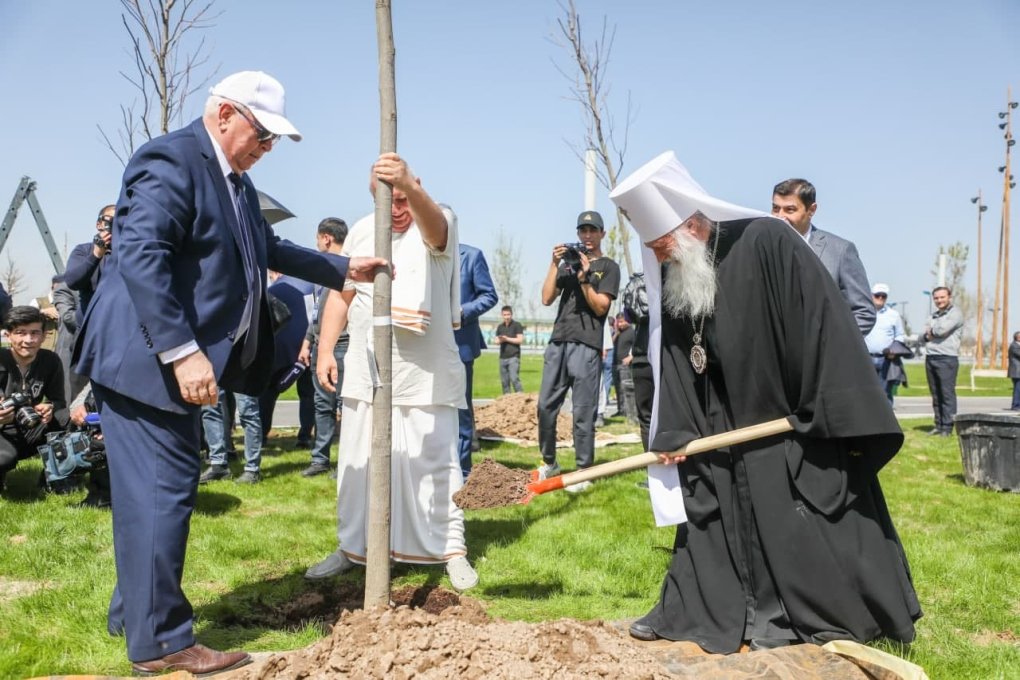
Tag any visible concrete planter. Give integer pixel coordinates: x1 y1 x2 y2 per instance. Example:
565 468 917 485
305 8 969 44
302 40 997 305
954 412 1020 492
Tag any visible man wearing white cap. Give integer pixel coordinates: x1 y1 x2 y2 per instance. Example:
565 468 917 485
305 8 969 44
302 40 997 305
74 71 387 675
864 283 908 404
609 152 920 653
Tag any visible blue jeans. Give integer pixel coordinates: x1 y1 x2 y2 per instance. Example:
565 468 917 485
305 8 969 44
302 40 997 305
310 339 347 467
202 389 262 472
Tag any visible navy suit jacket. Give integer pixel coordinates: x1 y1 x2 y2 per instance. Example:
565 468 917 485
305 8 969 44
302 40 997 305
267 275 313 375
74 118 348 412
453 244 497 363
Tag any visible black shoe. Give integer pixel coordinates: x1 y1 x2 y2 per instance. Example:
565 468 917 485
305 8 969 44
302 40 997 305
939 430 954 437
927 428 942 436
629 622 660 641
301 463 331 477
199 465 231 484
296 439 313 449
78 494 112 509
235 470 260 484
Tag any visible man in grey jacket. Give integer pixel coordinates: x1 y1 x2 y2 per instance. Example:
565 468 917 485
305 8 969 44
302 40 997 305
924 286 964 436
772 179 875 335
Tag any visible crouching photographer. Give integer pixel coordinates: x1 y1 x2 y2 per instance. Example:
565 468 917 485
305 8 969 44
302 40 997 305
0 306 68 494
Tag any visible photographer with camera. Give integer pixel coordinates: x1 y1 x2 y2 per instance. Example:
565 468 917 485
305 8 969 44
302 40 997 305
64 204 115 322
536 211 620 492
0 306 68 494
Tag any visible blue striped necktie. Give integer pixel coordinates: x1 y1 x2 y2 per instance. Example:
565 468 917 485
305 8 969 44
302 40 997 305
228 173 262 368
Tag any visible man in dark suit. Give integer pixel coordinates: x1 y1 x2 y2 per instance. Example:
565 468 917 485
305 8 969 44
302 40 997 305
64 204 115 323
73 70 386 676
772 179 875 335
453 240 497 479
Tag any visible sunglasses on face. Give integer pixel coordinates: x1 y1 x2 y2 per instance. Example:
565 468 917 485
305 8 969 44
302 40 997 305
232 104 280 145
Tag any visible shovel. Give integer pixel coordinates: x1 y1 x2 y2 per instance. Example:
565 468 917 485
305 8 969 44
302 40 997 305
525 417 795 497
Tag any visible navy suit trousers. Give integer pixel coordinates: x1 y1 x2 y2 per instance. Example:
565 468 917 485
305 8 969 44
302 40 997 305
457 360 474 480
93 383 201 662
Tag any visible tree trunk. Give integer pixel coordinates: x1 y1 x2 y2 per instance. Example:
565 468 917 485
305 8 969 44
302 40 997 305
365 0 396 610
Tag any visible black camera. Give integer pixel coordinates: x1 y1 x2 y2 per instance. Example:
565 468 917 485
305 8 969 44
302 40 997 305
93 215 113 252
0 392 41 430
561 241 589 274
38 414 106 487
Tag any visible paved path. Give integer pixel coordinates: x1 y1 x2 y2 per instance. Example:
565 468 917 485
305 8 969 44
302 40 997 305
269 396 1017 428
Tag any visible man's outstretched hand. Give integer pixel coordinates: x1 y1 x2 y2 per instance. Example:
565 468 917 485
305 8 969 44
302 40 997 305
346 256 391 283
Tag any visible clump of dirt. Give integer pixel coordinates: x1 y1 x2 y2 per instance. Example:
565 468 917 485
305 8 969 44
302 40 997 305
475 393 572 443
224 610 674 679
218 583 476 632
453 458 532 510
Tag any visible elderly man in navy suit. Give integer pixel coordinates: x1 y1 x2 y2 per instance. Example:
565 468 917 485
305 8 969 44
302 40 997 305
771 179 875 335
453 239 498 479
73 71 386 676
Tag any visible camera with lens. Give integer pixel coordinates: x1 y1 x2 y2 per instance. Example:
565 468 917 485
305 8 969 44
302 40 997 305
38 413 106 487
93 215 113 252
0 392 41 430
560 241 589 274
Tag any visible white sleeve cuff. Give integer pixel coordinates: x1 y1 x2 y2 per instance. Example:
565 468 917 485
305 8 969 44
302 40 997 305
159 340 200 364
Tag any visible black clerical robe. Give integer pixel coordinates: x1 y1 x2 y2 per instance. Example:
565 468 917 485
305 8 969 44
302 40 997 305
640 217 921 654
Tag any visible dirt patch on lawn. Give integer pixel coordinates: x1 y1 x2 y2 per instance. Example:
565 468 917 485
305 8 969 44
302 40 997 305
453 458 532 510
0 576 47 604
475 393 572 443
218 583 480 633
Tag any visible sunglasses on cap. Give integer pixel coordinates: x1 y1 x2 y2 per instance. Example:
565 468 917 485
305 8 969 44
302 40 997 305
229 102 280 145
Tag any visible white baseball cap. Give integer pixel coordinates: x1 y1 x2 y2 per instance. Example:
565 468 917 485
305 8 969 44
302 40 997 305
609 151 764 243
210 71 302 142
872 283 890 295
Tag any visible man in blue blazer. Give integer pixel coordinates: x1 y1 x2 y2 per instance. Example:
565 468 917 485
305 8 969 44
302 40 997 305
73 71 386 676
453 241 497 479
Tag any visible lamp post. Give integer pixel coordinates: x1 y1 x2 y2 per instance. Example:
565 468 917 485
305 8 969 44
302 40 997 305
972 193 988 367
999 91 1015 369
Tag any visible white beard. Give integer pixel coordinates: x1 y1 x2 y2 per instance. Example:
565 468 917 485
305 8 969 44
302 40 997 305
661 228 717 319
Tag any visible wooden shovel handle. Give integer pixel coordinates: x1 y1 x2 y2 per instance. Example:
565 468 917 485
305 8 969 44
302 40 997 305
530 417 794 494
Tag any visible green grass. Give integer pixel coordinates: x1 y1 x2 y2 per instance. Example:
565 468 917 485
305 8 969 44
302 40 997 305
279 353 1014 401
1 417 1017 678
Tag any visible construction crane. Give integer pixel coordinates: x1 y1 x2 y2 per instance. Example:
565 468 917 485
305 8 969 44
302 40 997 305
1 176 65 275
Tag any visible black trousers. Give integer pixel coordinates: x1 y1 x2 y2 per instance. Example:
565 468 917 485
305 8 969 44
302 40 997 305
631 358 654 450
925 355 959 432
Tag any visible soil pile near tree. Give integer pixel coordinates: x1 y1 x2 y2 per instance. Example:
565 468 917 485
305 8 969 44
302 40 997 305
453 458 532 510
475 393 572 443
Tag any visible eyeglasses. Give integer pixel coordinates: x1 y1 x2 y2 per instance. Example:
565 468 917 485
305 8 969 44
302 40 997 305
231 103 279 146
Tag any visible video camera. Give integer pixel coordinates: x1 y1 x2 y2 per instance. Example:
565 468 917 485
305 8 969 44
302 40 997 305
0 392 42 429
38 413 106 487
560 241 590 274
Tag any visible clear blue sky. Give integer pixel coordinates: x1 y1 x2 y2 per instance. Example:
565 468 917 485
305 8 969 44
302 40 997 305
1 0 1017 333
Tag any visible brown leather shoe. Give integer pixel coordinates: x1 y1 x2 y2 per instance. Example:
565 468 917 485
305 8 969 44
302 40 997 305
131 643 251 677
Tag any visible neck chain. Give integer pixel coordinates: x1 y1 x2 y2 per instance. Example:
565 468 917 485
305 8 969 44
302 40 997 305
689 226 721 375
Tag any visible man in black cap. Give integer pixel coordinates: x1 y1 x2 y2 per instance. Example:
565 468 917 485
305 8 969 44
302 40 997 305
536 211 620 492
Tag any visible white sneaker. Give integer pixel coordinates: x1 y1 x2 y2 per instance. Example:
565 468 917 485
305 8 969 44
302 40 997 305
564 480 593 494
537 462 561 480
446 556 479 591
